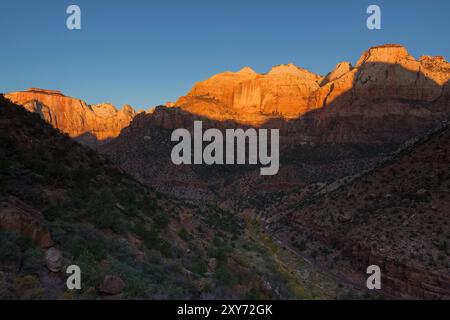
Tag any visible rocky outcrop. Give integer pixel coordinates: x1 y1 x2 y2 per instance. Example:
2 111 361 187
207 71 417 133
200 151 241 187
0 197 53 248
167 44 450 144
45 247 63 273
4 89 136 147
98 276 125 295
176 64 323 124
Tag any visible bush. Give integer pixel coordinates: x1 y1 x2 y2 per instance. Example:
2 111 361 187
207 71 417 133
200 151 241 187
140 195 157 216
133 224 159 250
0 231 23 263
109 260 147 298
215 265 239 286
87 187 123 231
177 228 189 241
153 213 170 231
42 206 63 222
22 248 43 274
76 251 102 290
0 230 34 263
158 239 173 258
191 259 208 275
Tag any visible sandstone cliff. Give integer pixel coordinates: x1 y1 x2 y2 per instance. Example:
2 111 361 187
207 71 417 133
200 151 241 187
4 89 136 147
168 44 450 144
176 45 449 122
176 64 323 124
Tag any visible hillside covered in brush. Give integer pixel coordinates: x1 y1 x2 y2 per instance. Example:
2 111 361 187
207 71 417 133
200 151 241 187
0 95 338 299
272 123 450 299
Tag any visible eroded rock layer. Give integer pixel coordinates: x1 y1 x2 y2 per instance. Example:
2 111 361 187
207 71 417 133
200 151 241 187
5 89 135 147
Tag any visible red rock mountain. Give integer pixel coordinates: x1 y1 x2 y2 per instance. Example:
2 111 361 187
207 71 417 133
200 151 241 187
97 44 450 200
4 44 450 146
174 44 450 126
4 88 136 147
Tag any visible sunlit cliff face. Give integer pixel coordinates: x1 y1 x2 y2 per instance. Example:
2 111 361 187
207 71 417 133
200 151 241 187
174 44 450 125
5 88 136 146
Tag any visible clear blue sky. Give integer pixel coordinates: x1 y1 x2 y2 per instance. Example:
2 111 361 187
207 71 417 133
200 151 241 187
1 0 449 110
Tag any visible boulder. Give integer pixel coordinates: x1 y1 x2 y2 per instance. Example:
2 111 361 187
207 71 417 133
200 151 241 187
98 276 125 295
45 247 63 272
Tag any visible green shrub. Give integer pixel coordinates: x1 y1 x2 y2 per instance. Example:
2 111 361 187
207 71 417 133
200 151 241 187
87 187 123 230
22 248 43 274
0 231 23 263
0 231 34 263
158 239 173 258
42 206 63 222
133 224 159 250
76 251 102 290
177 228 189 241
215 265 239 286
153 213 170 231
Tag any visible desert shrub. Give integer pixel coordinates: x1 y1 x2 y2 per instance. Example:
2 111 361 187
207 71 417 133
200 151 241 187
109 260 147 298
110 239 135 263
158 239 173 258
21 248 43 274
143 261 166 283
0 231 23 263
215 265 239 286
125 204 140 218
87 187 123 231
191 259 208 275
68 236 107 261
44 162 69 184
153 213 170 231
116 187 136 207
0 231 34 263
177 228 190 241
71 166 95 187
76 251 102 290
13 275 44 300
133 224 159 250
42 206 64 222
208 237 231 264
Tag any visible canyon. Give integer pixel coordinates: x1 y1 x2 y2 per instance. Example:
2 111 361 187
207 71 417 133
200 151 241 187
1 44 450 299
4 88 136 147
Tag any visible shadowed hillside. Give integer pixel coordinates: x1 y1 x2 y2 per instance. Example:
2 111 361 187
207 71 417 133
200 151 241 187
0 95 363 299
272 123 450 299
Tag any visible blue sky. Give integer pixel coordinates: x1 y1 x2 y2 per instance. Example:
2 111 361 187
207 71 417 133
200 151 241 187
1 0 449 110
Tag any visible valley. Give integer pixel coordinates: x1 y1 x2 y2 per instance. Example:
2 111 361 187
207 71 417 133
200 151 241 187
1 44 449 299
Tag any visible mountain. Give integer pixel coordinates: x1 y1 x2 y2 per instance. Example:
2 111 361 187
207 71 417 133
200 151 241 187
1 95 362 299
100 44 450 201
5 45 449 146
97 45 450 299
2 43 450 299
4 88 136 147
270 123 450 299
161 44 450 144
175 64 322 124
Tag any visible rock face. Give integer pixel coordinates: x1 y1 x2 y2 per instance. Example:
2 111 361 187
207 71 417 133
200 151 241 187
98 276 125 295
100 44 450 203
0 197 54 248
169 44 450 144
176 64 323 124
4 89 136 147
45 247 63 273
